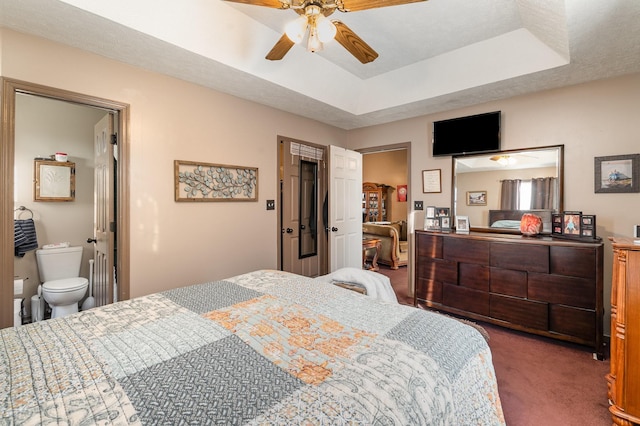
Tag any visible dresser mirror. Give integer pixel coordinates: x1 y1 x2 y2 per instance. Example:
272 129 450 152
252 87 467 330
452 145 564 233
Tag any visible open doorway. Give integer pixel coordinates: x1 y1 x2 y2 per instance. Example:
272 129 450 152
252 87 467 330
0 78 130 329
359 143 412 305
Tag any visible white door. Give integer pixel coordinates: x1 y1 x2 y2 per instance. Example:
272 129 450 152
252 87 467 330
328 146 362 271
91 113 115 306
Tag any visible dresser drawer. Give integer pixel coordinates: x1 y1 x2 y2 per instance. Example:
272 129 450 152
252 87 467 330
444 238 490 264
460 263 489 291
490 242 549 273
490 294 548 330
550 246 597 279
415 278 442 303
416 233 443 259
416 257 457 284
528 273 595 309
490 267 527 298
549 305 595 344
443 283 489 316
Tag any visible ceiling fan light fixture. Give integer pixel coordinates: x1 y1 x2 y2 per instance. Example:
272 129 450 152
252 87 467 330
285 15 308 44
307 24 323 52
315 14 336 43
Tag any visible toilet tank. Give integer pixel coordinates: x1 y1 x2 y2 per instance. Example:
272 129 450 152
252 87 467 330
36 246 83 282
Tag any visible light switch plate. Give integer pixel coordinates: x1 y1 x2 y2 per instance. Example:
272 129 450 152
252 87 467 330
266 200 275 210
414 201 424 210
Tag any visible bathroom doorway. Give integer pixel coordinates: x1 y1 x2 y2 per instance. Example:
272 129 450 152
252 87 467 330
0 78 130 329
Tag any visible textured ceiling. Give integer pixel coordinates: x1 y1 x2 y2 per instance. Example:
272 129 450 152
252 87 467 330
1 0 639 129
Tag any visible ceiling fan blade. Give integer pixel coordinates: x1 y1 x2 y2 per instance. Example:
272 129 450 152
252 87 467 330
266 34 295 60
339 0 427 12
332 21 378 64
223 0 288 9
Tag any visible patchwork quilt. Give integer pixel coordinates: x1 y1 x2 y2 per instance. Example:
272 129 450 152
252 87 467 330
0 270 505 425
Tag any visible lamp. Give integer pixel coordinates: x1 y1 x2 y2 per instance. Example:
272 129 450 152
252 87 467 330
284 5 336 53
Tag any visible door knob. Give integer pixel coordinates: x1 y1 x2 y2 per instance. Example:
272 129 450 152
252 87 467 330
87 238 97 243
300 225 306 230
331 227 338 232
286 228 294 234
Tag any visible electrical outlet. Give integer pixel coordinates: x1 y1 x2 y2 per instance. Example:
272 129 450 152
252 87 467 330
414 201 424 210
266 200 275 210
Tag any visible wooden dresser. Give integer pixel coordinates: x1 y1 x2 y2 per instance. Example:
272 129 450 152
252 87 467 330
415 230 604 358
607 238 640 426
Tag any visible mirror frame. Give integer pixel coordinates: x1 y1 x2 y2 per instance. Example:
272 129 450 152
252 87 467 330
298 159 318 259
452 145 564 234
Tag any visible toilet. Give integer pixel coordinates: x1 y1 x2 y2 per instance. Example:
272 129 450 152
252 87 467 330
36 246 88 319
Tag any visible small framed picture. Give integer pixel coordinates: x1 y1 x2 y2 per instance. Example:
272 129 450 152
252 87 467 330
436 207 450 217
455 216 470 233
426 206 436 218
440 216 451 231
466 190 487 206
581 215 596 238
424 217 441 231
563 212 582 236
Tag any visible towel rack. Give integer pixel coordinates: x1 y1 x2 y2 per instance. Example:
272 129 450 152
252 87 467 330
14 206 34 219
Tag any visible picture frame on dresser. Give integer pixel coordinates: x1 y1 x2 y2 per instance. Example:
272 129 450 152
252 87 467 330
455 216 470 233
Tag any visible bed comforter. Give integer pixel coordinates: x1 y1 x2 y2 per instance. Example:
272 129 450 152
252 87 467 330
1 270 504 425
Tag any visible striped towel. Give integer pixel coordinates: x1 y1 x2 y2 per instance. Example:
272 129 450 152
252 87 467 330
14 219 38 257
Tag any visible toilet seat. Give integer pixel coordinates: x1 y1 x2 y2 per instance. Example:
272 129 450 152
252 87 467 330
42 277 88 293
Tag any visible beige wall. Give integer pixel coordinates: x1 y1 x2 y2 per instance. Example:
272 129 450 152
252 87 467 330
347 72 640 332
363 150 408 223
1 29 348 298
14 94 105 303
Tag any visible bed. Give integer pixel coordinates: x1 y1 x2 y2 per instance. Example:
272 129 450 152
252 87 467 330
489 209 553 232
0 270 505 425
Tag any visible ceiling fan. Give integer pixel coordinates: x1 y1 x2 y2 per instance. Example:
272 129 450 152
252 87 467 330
223 0 428 63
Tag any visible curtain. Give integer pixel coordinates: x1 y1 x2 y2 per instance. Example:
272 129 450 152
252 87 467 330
530 177 556 209
500 179 521 210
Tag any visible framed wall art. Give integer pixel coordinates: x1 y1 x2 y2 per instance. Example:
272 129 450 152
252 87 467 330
422 169 442 193
594 154 640 193
174 160 258 202
34 160 75 202
466 190 487 206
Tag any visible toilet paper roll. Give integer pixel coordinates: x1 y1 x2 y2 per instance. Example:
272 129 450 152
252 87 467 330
13 279 23 296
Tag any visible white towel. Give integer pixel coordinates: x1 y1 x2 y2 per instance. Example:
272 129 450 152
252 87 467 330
316 267 398 304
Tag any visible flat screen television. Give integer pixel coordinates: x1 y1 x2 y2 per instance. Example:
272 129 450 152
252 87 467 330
432 111 501 157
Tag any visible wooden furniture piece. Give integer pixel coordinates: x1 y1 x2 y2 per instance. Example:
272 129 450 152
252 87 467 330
607 238 640 426
415 230 604 358
362 182 392 222
362 238 381 271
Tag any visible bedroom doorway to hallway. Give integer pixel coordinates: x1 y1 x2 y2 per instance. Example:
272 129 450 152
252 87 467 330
359 143 411 296
0 78 130 329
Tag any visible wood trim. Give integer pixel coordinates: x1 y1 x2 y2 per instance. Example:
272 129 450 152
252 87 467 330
0 78 131 328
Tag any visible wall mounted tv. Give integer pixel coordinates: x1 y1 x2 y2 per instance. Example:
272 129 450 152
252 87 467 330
432 111 501 157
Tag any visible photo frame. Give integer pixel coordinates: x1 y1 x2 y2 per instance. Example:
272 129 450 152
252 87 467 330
174 160 258 202
34 160 75 202
581 215 597 238
466 190 487 206
424 217 441 231
455 216 470 234
563 212 582 236
426 205 437 218
440 216 451 231
422 169 442 193
594 154 640 193
436 207 450 217
552 213 563 236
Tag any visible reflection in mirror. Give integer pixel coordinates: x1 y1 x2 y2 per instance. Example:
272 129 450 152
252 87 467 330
453 145 563 233
299 160 318 258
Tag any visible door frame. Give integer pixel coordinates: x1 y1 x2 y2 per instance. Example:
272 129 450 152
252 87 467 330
358 142 412 293
0 78 130 329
